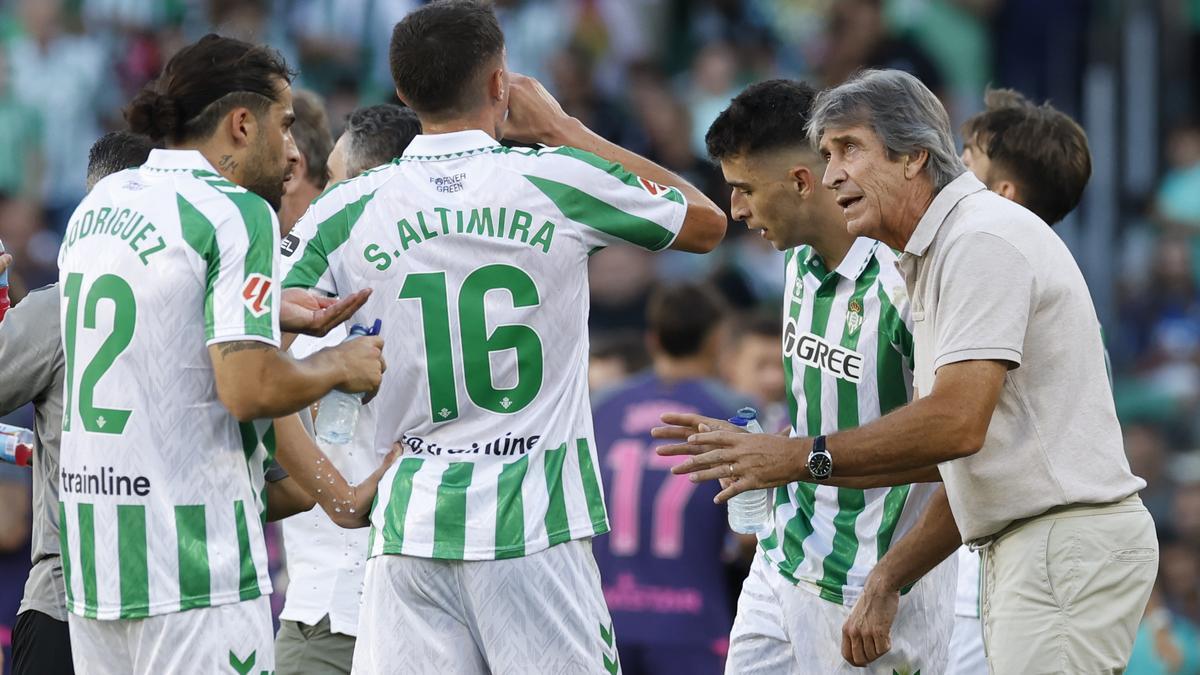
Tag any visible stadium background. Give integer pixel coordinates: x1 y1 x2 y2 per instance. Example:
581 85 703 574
1 0 1199 671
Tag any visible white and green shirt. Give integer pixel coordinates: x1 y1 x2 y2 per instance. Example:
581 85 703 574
282 130 687 561
57 149 279 620
760 238 940 606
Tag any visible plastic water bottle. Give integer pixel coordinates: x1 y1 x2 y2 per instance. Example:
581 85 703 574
0 237 11 322
315 320 379 445
726 407 774 535
0 423 34 467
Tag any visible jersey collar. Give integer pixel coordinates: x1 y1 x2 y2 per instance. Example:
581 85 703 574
401 130 502 161
142 148 219 173
803 237 879 282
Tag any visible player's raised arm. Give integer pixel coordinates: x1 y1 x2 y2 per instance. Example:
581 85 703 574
501 74 727 253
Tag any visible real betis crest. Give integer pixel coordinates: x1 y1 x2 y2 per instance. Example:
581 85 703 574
792 279 804 302
847 298 864 335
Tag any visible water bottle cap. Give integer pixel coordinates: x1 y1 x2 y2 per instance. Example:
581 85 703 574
727 416 748 426
737 407 759 420
348 324 371 337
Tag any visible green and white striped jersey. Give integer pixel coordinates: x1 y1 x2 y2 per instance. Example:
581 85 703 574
759 238 940 606
56 149 279 620
282 130 687 561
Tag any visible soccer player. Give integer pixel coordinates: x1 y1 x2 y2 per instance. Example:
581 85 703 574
0 130 153 675
275 103 423 675
654 79 956 673
940 88 1093 675
326 104 422 184
278 88 334 233
281 2 726 672
591 282 746 675
57 35 385 674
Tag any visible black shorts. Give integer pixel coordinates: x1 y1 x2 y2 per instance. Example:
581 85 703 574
11 610 74 675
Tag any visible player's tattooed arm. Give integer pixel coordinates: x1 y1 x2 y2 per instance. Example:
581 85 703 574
208 335 384 421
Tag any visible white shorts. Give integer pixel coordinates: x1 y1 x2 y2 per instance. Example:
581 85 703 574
353 538 619 675
725 553 955 675
947 615 987 674
68 596 274 674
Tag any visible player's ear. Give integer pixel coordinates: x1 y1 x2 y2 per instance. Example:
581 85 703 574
228 107 256 148
790 164 813 198
994 180 1019 202
488 67 506 104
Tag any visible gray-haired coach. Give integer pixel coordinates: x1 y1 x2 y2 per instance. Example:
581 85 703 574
661 69 1156 673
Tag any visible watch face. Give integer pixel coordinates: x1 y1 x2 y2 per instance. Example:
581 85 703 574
809 452 833 479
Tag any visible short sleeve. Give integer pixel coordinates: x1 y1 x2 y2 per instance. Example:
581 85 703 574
204 191 282 346
932 233 1033 371
281 184 379 295
523 147 687 252
0 286 59 414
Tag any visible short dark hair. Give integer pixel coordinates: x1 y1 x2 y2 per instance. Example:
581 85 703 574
86 131 156 191
961 88 1092 225
290 89 333 188
647 283 730 357
342 104 422 178
389 1 505 118
706 79 818 161
590 330 650 374
126 34 294 144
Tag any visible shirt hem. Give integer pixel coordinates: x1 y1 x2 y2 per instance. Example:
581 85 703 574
205 331 280 349
66 583 268 621
371 518 609 561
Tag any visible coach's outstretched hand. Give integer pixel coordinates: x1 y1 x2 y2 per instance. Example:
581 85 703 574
654 413 804 503
280 287 372 336
501 73 572 146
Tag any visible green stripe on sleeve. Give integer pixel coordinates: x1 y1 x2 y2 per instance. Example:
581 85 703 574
576 438 609 535
494 456 529 559
543 146 685 205
381 459 425 552
117 504 149 617
432 462 474 559
234 500 261 601
175 505 211 610
283 191 377 289
524 175 676 251
59 502 74 611
222 191 277 339
177 194 220 340
77 503 98 618
543 442 571 546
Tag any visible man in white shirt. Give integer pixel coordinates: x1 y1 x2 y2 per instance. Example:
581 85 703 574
275 103 422 675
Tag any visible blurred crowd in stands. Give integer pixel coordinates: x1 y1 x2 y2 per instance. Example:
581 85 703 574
2 0 1200 671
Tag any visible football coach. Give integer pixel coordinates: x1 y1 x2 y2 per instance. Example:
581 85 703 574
658 69 1156 673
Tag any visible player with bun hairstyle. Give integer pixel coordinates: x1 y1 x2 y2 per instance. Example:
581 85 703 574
57 34 387 674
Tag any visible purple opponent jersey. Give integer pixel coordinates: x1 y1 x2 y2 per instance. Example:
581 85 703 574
591 372 745 660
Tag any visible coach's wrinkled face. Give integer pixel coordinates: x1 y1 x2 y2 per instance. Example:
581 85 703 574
818 124 910 244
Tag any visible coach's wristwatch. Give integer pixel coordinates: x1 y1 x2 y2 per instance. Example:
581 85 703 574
807 435 833 481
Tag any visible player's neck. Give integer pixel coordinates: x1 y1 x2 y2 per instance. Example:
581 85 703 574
418 110 501 140
653 355 714 383
808 226 857 273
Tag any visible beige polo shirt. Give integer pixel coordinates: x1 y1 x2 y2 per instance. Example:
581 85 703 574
898 172 1144 542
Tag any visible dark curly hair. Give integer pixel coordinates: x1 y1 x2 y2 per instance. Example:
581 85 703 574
125 34 294 144
705 79 818 161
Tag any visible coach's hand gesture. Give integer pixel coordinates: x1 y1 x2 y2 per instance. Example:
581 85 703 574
654 413 805 503
501 73 572 146
280 287 372 336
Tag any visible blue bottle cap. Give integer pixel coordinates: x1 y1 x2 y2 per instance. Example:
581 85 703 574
737 407 759 420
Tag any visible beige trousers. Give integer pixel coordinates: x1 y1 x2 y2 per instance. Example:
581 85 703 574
980 495 1157 674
